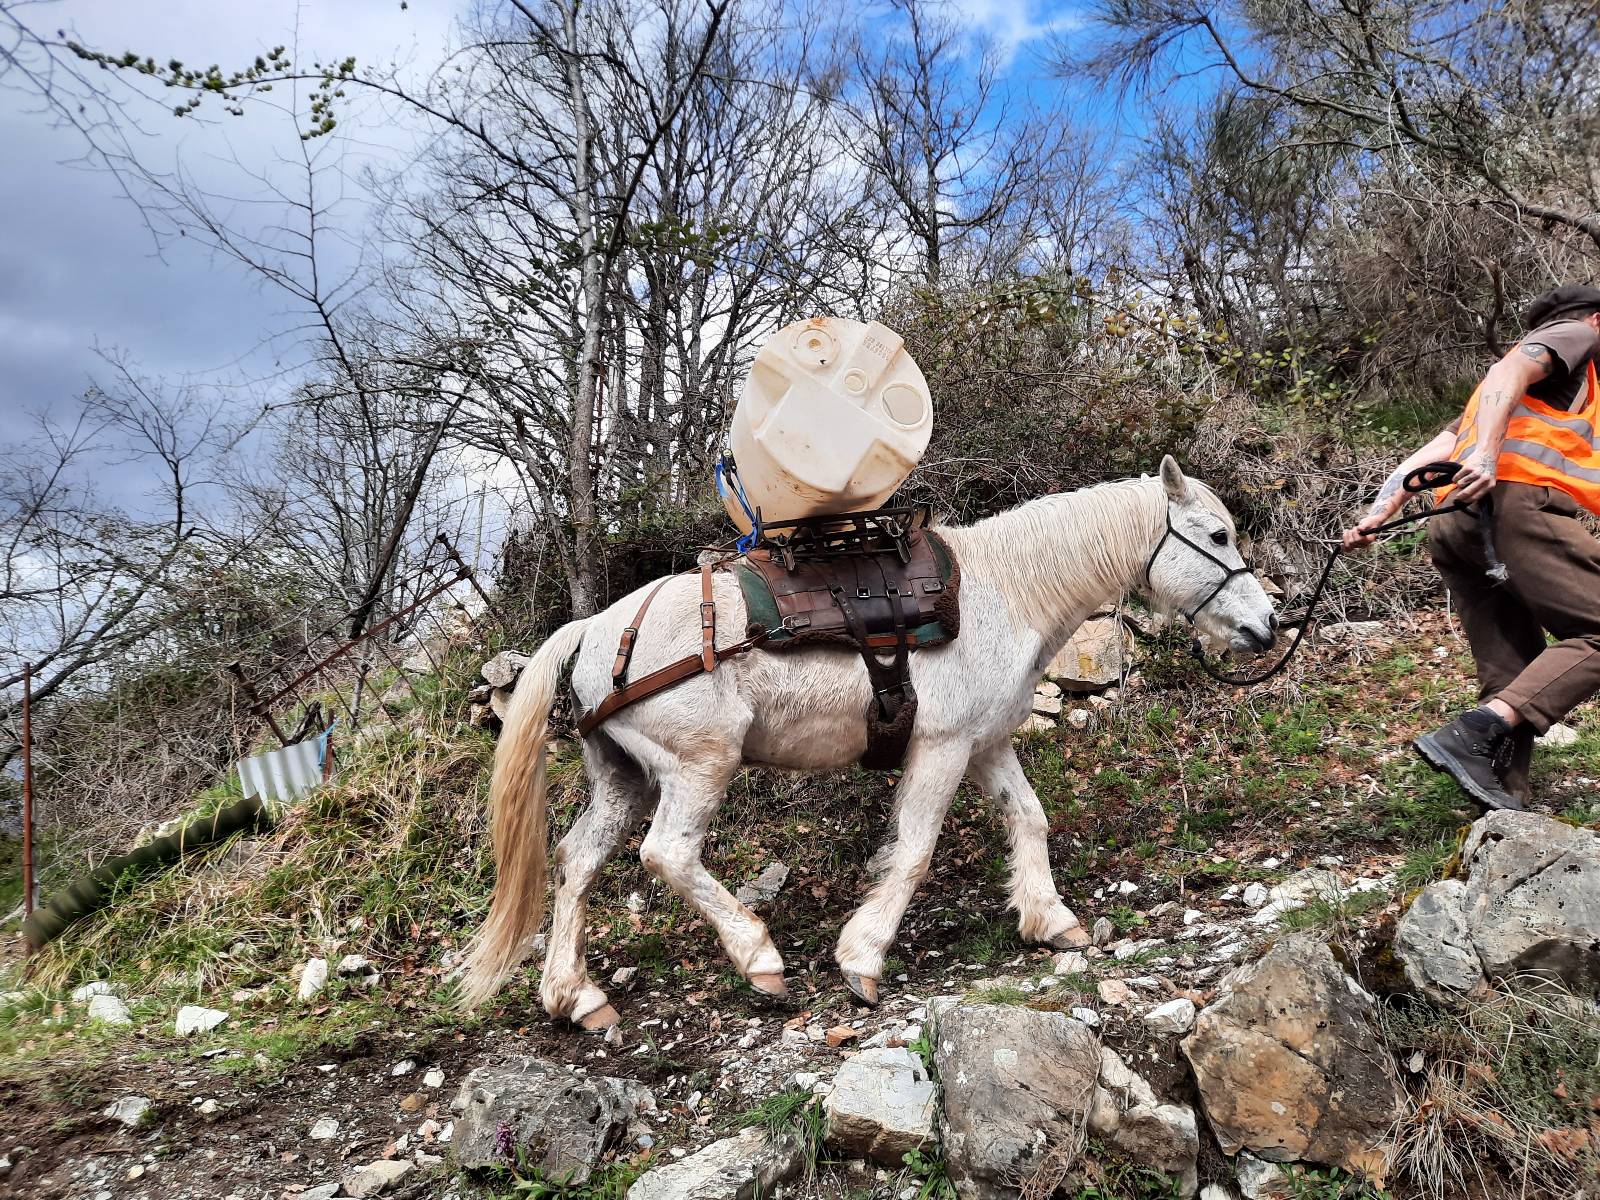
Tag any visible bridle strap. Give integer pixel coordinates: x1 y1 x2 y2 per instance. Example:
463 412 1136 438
1144 506 1255 624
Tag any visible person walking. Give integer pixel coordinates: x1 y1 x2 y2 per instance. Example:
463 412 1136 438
1342 283 1600 810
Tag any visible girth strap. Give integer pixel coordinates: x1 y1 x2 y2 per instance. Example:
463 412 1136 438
829 556 918 769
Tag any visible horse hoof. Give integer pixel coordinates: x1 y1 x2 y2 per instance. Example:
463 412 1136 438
576 1003 620 1032
748 972 789 998
843 972 879 1007
1048 925 1092 950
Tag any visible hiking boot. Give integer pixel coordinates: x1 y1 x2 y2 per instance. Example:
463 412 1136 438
1414 709 1524 812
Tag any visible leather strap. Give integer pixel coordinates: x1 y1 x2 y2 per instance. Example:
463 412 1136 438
578 566 768 739
699 563 717 672
613 577 673 689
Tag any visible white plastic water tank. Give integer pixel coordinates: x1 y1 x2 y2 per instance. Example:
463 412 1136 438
722 317 932 533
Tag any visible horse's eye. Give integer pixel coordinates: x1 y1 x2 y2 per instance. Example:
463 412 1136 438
1210 530 1229 546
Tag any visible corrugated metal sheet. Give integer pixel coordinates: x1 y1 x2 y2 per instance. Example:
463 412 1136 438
237 732 329 806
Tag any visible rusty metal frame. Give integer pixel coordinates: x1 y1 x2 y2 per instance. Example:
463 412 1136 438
229 533 498 748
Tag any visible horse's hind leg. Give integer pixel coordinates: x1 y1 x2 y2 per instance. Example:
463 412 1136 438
968 741 1089 949
540 739 651 1029
639 756 787 994
835 743 967 1005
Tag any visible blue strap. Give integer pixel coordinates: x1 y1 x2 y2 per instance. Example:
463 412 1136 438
714 458 761 553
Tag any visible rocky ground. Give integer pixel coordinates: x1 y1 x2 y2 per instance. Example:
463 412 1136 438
3 610 1598 1199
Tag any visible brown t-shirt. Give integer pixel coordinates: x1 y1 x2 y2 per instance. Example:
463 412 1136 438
1522 318 1600 410
1444 318 1599 435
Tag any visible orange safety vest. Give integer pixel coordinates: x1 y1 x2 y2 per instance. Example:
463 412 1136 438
1442 356 1600 515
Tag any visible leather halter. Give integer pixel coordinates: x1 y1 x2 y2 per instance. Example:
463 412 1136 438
1143 504 1255 624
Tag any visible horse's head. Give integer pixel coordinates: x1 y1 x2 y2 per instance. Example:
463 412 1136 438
1143 455 1279 654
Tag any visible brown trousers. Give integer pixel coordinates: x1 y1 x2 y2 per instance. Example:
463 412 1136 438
1429 481 1600 796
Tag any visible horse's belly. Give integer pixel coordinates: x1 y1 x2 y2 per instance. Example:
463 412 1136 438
738 648 871 769
741 705 868 769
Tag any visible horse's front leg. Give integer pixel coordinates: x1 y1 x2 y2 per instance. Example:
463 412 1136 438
835 742 968 1006
968 741 1089 949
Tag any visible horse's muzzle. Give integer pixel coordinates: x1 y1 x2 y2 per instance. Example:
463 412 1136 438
1242 622 1277 653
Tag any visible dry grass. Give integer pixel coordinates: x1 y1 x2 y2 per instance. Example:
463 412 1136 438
1383 984 1600 1199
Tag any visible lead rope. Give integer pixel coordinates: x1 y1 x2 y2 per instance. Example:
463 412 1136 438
1193 462 1501 686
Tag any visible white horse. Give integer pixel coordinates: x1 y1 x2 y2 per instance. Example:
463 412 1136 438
460 456 1277 1029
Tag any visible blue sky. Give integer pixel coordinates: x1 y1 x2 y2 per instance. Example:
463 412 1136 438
0 0 1164 511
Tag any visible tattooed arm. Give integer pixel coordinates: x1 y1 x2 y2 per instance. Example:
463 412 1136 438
1452 341 1555 503
1341 427 1461 551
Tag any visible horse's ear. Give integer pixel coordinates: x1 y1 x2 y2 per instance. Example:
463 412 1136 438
1159 454 1192 502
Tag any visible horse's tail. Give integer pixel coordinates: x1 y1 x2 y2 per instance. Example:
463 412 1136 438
458 615 592 1010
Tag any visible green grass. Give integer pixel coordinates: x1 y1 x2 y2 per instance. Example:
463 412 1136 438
738 1086 826 1171
965 983 1030 1006
484 1158 646 1199
1278 887 1388 934
901 1145 956 1200
1395 837 1459 891
1381 986 1600 1193
0 837 25 919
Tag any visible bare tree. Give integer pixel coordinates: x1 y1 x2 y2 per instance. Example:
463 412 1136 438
847 0 1081 287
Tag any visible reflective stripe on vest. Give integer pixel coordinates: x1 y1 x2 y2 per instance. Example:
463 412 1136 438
1441 358 1600 515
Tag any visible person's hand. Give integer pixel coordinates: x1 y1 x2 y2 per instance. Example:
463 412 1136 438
1340 511 1389 552
1452 450 1498 504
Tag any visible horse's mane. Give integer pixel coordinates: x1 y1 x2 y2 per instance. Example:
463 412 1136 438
935 474 1231 640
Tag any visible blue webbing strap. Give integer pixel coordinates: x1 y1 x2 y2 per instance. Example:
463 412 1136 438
714 457 761 553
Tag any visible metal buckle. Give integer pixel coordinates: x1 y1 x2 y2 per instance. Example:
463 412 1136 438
857 587 872 599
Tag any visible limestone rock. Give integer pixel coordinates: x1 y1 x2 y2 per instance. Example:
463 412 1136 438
1143 997 1196 1035
734 862 790 909
1046 618 1132 692
1317 620 1384 645
1395 811 1600 1003
1182 935 1404 1180
309 1116 340 1140
336 954 372 976
824 1046 937 1163
1234 1151 1300 1198
1032 692 1063 717
342 1159 413 1198
1537 722 1579 748
933 1003 1103 1195
104 1095 151 1128
1097 978 1134 1007
401 634 450 674
1019 713 1056 734
453 1056 655 1182
1088 1047 1199 1195
489 686 515 722
481 650 530 689
1393 881 1483 1002
174 1005 228 1036
87 993 132 1025
626 1126 804 1200
71 981 113 1003
298 958 328 1001
1251 869 1346 926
